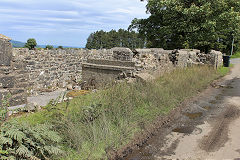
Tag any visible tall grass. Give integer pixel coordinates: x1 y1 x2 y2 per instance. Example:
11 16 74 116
17 65 226 159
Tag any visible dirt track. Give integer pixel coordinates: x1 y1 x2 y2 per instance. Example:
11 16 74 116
126 58 240 160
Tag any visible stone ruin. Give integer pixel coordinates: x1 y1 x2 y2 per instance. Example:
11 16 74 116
0 34 223 108
0 34 27 107
82 48 223 87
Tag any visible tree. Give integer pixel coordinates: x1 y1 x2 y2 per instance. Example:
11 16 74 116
58 46 63 49
45 45 54 50
85 29 145 49
130 0 240 53
25 38 37 50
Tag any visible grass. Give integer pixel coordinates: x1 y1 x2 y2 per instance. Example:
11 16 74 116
15 65 230 160
218 64 233 76
231 52 240 58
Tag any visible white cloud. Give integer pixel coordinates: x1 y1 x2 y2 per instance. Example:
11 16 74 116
0 0 149 46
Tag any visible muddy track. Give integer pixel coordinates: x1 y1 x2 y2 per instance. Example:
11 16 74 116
200 106 240 152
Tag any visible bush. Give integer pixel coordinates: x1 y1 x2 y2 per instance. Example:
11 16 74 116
46 45 54 50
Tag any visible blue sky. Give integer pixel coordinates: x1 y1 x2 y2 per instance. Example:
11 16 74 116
0 0 148 47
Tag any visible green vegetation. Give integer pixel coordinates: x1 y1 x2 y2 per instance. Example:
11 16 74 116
58 46 63 49
45 45 54 50
231 52 240 58
0 94 63 159
218 64 233 76
86 29 145 49
0 122 63 159
25 38 37 50
130 0 240 53
14 65 228 159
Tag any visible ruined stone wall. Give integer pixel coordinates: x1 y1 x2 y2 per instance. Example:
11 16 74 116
9 47 223 101
0 39 27 107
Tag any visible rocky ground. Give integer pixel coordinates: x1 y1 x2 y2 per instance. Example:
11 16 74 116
126 58 240 160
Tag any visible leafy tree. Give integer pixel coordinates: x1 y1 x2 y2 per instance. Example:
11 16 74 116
130 0 240 53
25 38 37 50
86 29 145 49
58 46 63 49
46 45 54 50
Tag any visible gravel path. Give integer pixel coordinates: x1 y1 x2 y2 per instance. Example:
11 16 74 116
27 89 67 107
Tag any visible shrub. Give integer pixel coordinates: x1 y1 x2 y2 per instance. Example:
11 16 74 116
46 45 54 50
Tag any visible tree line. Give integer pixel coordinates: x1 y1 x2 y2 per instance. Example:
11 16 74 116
85 29 145 49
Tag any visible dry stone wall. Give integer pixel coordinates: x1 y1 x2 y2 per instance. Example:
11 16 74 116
11 47 223 94
11 48 116 94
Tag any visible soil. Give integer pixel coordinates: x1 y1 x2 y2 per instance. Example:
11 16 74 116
115 58 240 160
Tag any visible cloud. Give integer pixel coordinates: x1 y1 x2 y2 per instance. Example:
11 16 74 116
0 0 149 47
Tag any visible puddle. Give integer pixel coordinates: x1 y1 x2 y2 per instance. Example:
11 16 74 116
203 106 211 110
184 112 203 119
172 126 194 134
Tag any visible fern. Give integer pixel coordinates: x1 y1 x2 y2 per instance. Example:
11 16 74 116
0 121 63 159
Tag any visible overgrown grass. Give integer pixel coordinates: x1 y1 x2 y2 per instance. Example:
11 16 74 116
231 52 240 58
15 65 229 159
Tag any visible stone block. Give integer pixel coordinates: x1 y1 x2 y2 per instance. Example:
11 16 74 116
112 47 133 61
0 75 15 88
0 38 12 66
9 94 27 106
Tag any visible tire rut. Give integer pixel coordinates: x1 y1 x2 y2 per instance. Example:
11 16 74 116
199 106 240 152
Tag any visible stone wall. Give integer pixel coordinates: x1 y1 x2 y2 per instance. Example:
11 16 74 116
0 37 27 107
0 43 223 107
11 48 117 94
12 49 83 93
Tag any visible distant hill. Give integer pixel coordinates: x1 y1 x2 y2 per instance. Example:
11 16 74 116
10 40 80 49
10 40 25 48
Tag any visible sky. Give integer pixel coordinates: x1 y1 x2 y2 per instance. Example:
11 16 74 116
0 0 149 47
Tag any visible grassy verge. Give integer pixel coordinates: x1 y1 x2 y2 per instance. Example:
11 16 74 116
218 64 233 76
15 65 230 159
231 52 240 58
